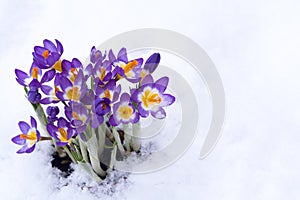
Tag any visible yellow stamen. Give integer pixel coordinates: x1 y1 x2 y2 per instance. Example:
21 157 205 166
99 67 106 80
70 68 78 82
72 111 81 120
52 60 62 72
42 50 49 59
104 89 111 100
20 132 37 140
118 105 133 120
124 60 138 74
32 67 39 79
58 128 68 142
142 89 162 108
67 86 80 101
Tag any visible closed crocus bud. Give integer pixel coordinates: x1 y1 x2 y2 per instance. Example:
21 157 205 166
28 89 41 104
144 53 160 73
46 106 60 123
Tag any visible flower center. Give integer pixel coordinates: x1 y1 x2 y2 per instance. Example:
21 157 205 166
118 105 133 120
52 60 62 72
31 67 39 79
58 128 68 142
20 132 37 141
67 86 80 101
42 50 49 59
104 89 111 100
142 89 162 108
99 67 106 80
124 60 138 74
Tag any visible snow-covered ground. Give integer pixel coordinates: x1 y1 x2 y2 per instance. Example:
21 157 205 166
1 0 300 199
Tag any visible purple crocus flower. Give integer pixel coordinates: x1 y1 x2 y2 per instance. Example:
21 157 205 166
90 46 106 64
140 53 161 81
109 93 139 126
93 60 113 85
46 106 60 123
91 97 110 128
65 102 90 136
131 74 175 119
95 79 121 104
61 58 83 83
56 69 86 102
11 116 41 154
15 62 42 86
33 39 63 71
47 117 74 146
39 74 62 104
15 62 56 87
109 48 143 83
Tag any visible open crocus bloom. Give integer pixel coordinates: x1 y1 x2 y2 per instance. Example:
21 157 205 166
11 116 41 154
108 48 143 83
33 39 64 71
56 70 86 102
47 117 75 146
109 93 139 126
61 58 83 83
132 74 175 119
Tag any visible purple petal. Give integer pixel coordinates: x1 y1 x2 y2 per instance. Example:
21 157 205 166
16 78 27 86
109 115 118 126
132 112 140 123
127 77 141 83
161 94 176 107
131 89 140 103
144 53 161 73
67 129 73 139
62 60 72 73
40 85 53 95
47 124 57 137
117 48 128 63
43 39 57 52
59 76 72 91
155 76 169 93
76 125 87 134
112 85 121 102
56 141 68 147
84 64 93 76
120 93 130 102
138 103 149 118
151 107 166 119
142 74 154 86
108 49 116 63
17 145 29 154
18 121 30 134
11 135 26 145
30 116 37 129
105 80 116 90
55 39 64 54
34 46 47 55
40 97 58 104
58 117 68 128
72 58 82 69
74 70 84 86
15 69 29 85
25 145 36 153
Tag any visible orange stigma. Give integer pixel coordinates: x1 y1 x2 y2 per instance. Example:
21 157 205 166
104 89 111 100
31 67 39 79
124 60 138 74
42 50 49 59
20 133 36 140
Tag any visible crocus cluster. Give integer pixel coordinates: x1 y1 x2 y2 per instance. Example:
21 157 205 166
12 39 175 180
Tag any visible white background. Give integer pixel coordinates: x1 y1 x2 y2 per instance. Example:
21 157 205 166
0 0 300 199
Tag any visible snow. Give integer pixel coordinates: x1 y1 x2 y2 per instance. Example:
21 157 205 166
1 0 300 199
